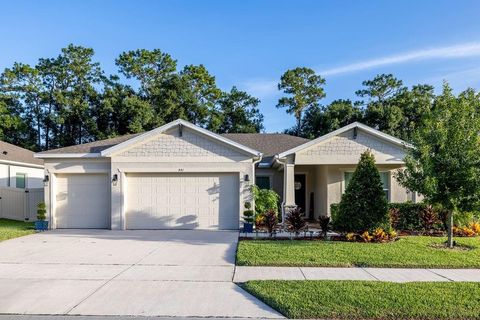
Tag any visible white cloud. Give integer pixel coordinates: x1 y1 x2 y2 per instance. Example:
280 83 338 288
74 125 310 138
241 79 278 99
318 42 480 77
421 66 480 90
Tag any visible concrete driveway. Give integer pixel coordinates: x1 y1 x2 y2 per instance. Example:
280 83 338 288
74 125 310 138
0 230 281 318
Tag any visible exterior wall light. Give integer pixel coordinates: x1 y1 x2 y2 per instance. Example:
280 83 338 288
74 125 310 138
112 174 118 186
244 174 250 182
43 175 49 186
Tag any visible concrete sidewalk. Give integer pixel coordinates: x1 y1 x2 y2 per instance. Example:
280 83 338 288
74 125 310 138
234 266 480 282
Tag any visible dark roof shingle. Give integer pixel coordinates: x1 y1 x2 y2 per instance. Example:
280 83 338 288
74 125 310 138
221 133 310 157
0 141 43 166
38 133 143 154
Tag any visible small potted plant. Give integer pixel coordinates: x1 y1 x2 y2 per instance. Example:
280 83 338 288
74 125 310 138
35 202 48 231
243 201 254 233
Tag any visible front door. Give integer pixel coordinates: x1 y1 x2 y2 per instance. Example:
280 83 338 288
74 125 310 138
294 174 306 214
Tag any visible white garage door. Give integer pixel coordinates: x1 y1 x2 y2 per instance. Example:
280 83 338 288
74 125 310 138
56 174 110 229
126 173 239 230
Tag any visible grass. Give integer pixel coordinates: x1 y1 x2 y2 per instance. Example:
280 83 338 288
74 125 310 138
0 218 35 241
242 280 480 319
236 236 480 268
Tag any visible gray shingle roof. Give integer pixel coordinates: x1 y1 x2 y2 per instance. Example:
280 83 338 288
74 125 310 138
38 133 143 154
38 132 310 158
0 141 43 166
221 133 310 157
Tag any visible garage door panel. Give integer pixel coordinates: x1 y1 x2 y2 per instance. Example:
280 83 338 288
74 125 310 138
126 173 239 230
56 174 110 229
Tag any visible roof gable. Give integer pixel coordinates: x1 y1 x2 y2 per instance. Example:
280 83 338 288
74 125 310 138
278 122 410 159
101 119 261 157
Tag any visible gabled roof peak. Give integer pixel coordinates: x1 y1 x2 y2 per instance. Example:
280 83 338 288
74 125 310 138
277 122 410 158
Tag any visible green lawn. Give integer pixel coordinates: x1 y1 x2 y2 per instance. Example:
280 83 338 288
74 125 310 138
242 280 480 319
0 218 35 241
237 236 480 268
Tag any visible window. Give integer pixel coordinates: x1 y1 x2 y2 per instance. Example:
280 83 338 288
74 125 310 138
344 171 390 200
256 176 271 190
16 173 26 189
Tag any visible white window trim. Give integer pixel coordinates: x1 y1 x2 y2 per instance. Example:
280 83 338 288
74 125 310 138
16 172 27 189
341 169 391 201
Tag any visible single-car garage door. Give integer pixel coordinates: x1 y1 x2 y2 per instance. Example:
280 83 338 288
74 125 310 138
126 173 239 230
55 174 110 229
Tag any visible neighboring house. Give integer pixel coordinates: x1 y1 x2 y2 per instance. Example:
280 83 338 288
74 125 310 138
0 141 44 221
0 141 44 189
35 119 416 230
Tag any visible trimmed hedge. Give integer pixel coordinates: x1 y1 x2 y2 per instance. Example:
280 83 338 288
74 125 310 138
388 203 430 231
331 202 479 232
331 202 441 232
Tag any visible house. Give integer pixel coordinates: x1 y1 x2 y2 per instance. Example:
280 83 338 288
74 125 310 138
35 119 415 230
0 141 44 189
0 141 44 221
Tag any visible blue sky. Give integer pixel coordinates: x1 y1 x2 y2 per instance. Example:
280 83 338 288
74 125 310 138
1 0 480 132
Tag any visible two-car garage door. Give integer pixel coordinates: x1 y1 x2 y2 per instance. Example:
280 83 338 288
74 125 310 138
54 172 240 230
126 173 239 230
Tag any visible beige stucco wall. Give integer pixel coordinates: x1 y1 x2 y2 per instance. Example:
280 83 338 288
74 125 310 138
295 129 406 165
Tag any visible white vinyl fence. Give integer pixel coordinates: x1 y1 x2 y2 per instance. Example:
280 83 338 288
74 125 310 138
0 187 44 221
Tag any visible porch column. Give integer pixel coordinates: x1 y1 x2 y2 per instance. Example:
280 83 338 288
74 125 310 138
281 163 296 223
284 164 296 206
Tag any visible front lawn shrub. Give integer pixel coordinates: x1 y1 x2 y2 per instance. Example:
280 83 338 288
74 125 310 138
319 216 330 240
252 185 280 215
454 211 476 227
263 209 278 235
37 202 46 221
285 207 306 235
471 222 480 234
346 228 397 243
388 202 426 231
420 205 438 232
387 202 446 232
333 150 389 232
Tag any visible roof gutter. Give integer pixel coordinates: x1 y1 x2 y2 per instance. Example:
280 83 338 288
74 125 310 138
0 159 44 169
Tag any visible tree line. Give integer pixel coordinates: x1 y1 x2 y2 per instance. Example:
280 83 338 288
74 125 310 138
0 44 478 152
0 45 263 151
277 70 436 142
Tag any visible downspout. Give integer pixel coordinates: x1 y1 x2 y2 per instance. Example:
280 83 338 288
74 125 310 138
275 155 288 224
251 154 263 215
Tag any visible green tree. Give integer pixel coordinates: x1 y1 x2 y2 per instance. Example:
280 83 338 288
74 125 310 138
93 76 153 139
0 63 40 149
277 67 326 135
396 84 480 248
334 150 389 232
299 99 363 138
392 84 434 141
213 86 263 133
356 74 404 136
0 94 30 148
